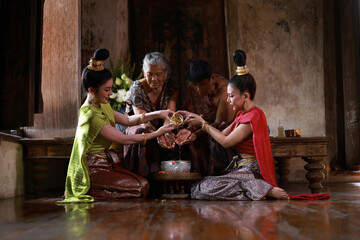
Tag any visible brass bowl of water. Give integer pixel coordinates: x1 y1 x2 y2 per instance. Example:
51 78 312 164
170 113 184 127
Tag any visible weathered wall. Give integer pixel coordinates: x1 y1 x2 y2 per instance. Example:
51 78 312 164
228 0 324 138
224 0 324 182
81 0 129 69
0 140 24 198
24 0 82 138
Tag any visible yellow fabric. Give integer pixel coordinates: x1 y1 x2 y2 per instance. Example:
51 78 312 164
57 103 115 203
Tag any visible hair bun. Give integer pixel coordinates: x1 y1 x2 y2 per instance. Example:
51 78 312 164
93 48 109 61
233 49 247 67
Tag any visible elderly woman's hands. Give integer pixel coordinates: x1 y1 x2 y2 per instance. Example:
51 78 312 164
157 132 176 149
175 128 197 145
156 122 176 149
154 109 176 149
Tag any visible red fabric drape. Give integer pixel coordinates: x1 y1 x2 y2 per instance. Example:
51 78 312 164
231 107 330 200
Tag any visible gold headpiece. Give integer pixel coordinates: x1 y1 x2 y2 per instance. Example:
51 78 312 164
87 58 104 71
236 65 249 75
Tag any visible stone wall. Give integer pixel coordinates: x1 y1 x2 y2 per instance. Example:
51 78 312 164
81 0 129 69
228 0 324 138
225 0 324 182
0 138 24 198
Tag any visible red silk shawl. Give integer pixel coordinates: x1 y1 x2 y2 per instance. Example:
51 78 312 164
230 107 278 187
230 107 331 200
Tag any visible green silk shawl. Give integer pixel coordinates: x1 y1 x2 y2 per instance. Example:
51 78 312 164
58 103 115 203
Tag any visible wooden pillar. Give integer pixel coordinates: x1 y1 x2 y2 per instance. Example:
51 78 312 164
340 0 360 169
24 0 82 138
323 0 346 170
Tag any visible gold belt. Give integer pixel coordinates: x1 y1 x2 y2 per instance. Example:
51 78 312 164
233 154 257 169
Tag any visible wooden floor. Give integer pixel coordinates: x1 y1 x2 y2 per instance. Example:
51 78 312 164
1 183 360 240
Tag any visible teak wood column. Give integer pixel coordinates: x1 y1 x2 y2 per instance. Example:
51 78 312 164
24 0 81 138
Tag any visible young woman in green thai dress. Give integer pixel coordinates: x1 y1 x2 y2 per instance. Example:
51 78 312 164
59 49 174 203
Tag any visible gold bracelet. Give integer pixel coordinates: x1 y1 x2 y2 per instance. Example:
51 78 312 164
141 132 147 145
201 121 208 132
141 112 147 124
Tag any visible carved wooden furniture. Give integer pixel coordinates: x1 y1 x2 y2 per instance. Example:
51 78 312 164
270 137 329 193
153 172 202 199
20 138 73 197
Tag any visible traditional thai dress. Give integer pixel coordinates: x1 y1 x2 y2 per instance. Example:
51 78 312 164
58 103 148 203
191 107 274 200
124 80 177 177
191 107 331 200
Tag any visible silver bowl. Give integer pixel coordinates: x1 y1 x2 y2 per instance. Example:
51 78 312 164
161 160 191 173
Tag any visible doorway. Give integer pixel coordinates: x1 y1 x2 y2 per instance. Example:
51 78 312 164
129 0 228 105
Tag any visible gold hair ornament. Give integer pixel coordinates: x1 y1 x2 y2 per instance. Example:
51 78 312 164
236 65 249 75
87 58 104 71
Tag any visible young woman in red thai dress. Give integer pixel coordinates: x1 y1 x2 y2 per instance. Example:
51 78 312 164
177 49 289 200
177 49 331 201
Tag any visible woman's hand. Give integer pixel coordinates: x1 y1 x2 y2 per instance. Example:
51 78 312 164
175 110 204 128
156 123 175 135
157 109 174 121
175 129 196 145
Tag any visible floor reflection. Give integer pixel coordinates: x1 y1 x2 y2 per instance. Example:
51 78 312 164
62 203 94 239
0 197 24 222
191 200 289 239
1 182 360 240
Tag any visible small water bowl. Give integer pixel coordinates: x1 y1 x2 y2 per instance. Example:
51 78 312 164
161 160 191 173
170 113 184 127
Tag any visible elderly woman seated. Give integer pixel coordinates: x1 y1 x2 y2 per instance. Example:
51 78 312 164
124 52 179 181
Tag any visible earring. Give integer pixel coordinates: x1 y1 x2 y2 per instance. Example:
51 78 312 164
89 96 98 106
243 101 247 111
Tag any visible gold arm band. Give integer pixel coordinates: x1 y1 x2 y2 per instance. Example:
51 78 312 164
141 112 147 124
201 121 208 132
141 132 147 145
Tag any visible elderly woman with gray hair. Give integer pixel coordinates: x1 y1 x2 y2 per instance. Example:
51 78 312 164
124 52 179 182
